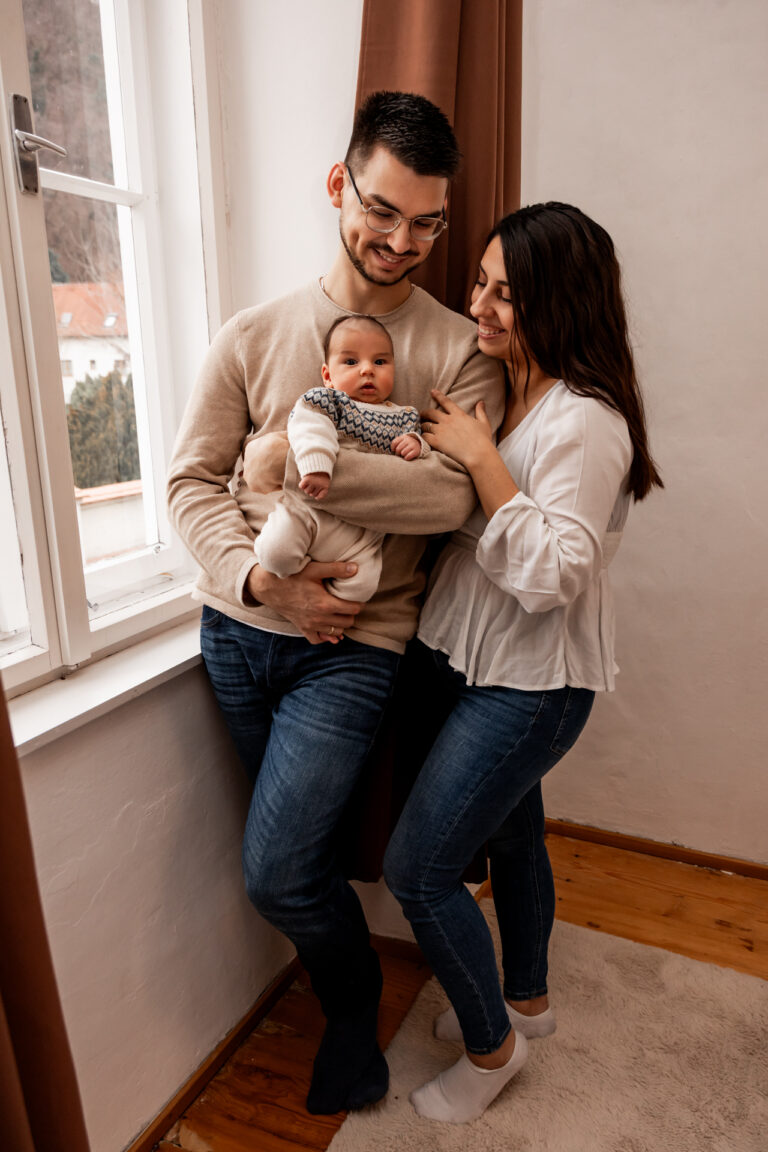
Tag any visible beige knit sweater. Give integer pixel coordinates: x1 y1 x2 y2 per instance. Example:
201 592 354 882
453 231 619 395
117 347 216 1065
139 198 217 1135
167 279 504 653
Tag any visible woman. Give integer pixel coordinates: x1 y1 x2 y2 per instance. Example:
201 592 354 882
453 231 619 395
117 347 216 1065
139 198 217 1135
383 202 662 1124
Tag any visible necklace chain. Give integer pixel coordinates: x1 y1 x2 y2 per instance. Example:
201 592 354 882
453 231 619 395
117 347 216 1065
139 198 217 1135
319 276 415 304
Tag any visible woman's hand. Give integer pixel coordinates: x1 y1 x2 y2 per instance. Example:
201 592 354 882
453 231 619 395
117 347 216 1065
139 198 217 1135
421 390 495 470
423 390 520 519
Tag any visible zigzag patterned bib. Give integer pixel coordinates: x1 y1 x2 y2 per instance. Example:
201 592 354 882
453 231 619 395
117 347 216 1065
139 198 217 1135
298 387 421 453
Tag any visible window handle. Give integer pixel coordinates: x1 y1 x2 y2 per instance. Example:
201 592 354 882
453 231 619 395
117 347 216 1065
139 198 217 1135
14 129 67 158
10 93 67 194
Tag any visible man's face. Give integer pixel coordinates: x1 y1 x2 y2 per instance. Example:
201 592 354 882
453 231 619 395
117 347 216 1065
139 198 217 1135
337 147 448 287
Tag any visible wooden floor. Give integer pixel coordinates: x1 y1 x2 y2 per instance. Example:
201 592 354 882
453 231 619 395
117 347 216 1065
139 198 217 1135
157 836 768 1152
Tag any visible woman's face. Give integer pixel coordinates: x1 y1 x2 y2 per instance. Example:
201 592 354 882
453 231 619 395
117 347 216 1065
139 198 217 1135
469 235 517 362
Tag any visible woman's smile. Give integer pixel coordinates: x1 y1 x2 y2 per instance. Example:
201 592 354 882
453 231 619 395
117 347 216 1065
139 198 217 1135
477 323 507 340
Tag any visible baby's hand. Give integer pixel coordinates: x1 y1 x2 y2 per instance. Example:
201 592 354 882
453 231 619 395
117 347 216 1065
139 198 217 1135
392 434 422 461
300 471 331 500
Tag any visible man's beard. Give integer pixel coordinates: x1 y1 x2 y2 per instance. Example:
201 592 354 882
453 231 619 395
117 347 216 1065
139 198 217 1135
339 221 425 286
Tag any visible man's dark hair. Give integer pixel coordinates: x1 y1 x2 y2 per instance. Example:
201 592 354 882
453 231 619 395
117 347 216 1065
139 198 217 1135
345 91 461 179
323 314 393 361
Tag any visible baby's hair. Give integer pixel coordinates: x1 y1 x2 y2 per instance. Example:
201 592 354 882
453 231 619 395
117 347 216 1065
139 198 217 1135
322 314 393 361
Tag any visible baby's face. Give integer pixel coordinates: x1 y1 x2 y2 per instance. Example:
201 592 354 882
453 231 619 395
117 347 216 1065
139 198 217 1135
322 322 395 404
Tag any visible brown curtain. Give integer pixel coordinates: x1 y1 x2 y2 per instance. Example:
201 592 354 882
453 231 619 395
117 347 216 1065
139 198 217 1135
341 3 523 882
0 682 90 1152
355 0 523 313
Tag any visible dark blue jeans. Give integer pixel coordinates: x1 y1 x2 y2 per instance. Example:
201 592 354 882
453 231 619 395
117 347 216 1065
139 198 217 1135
384 643 594 1055
200 606 399 971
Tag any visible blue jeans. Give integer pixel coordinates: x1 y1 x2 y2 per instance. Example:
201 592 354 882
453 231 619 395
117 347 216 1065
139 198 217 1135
200 606 399 971
384 643 594 1055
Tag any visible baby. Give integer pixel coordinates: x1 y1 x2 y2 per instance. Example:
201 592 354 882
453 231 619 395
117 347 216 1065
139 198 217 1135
253 314 429 603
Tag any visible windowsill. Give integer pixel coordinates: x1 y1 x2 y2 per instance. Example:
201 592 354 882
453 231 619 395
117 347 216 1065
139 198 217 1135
9 618 202 757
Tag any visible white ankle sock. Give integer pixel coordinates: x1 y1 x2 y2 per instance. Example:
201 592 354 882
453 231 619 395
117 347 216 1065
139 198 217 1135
410 1031 528 1124
434 1001 556 1043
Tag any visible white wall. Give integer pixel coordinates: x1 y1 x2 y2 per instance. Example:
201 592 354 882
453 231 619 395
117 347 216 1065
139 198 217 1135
523 0 768 862
21 667 293 1152
216 0 365 309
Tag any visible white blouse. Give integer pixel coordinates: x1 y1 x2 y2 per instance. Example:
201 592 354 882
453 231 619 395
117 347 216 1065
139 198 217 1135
417 381 633 691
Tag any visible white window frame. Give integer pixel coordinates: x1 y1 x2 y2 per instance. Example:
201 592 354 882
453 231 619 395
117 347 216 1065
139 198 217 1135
0 0 218 697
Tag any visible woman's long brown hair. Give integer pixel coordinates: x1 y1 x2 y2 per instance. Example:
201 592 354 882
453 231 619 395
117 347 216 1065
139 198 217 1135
489 203 662 501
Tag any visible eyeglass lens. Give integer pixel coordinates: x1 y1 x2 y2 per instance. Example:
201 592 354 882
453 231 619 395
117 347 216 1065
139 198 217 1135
366 205 444 240
347 166 445 240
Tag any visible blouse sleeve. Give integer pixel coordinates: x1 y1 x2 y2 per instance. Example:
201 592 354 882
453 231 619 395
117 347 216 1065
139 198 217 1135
475 398 632 613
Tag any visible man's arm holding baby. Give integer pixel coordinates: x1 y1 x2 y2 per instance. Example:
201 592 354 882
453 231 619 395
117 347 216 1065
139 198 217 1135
167 324 358 643
241 350 503 635
301 353 505 535
245 374 502 532
279 392 430 499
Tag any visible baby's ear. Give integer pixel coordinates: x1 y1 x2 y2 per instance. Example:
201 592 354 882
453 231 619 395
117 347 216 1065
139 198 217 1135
321 363 332 387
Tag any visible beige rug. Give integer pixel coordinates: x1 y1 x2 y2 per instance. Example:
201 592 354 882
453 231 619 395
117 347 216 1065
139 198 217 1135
329 904 768 1151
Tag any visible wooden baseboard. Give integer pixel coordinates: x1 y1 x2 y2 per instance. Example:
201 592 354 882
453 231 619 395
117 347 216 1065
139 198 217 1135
545 818 768 882
124 957 301 1152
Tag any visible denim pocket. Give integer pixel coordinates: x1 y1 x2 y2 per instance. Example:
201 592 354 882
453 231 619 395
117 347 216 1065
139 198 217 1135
200 604 222 630
550 687 594 757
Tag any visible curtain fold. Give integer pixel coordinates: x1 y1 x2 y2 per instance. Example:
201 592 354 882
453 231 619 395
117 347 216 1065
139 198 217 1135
355 0 523 313
344 4 522 882
0 683 90 1152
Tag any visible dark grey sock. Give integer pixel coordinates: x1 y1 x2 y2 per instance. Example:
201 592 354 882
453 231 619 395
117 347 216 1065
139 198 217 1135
304 945 387 1114
306 1018 388 1114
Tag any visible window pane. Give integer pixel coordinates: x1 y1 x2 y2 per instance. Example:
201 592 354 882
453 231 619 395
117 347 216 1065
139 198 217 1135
23 0 116 184
43 189 159 612
0 402 31 660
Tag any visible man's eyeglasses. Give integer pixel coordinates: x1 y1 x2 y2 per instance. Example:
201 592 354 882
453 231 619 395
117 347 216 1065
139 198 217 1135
346 166 448 242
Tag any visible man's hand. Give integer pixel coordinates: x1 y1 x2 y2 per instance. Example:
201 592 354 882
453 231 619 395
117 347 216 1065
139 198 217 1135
299 471 331 500
246 561 362 644
391 433 422 461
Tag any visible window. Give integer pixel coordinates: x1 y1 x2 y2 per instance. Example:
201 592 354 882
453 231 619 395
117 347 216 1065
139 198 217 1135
0 0 212 694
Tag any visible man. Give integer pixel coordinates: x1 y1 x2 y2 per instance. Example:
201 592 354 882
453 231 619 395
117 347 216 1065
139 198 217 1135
167 91 503 1115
